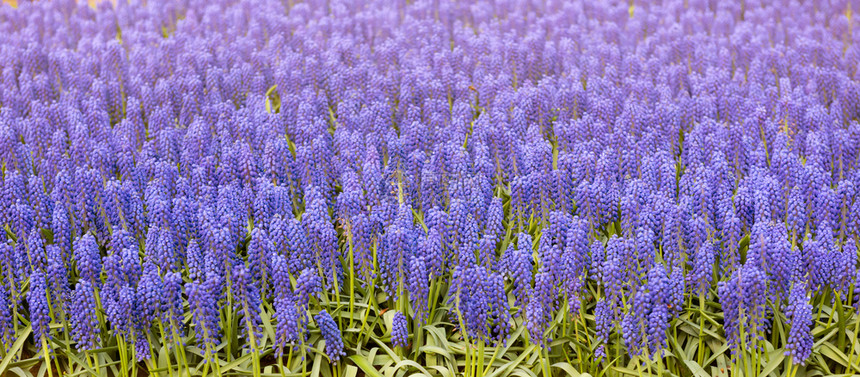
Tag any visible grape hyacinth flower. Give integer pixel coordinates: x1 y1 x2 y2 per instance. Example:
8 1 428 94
502 244 533 314
69 280 100 351
718 263 768 359
391 311 408 348
272 255 303 357
594 298 612 361
295 268 322 310
27 270 52 350
0 283 15 351
162 271 185 337
315 310 345 362
448 264 511 344
231 265 263 350
689 241 714 296
406 256 430 324
622 263 672 358
187 277 221 362
526 271 555 348
74 233 102 287
785 281 813 365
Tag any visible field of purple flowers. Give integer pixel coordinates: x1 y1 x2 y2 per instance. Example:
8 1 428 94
1 0 860 376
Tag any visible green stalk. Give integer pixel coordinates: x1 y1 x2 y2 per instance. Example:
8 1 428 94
85 351 95 375
130 346 138 377
277 357 285 377
571 309 584 371
477 339 485 377
212 353 222 376
788 362 798 377
287 345 294 372
836 292 848 366
148 336 160 377
542 347 552 377
852 301 860 373
428 277 443 322
81 329 101 376
697 290 705 366
356 282 378 347
770 301 780 347
168 317 190 377
562 298 569 338
330 258 343 330
752 322 760 377
94 343 102 375
464 341 471 377
251 336 261 377
56 310 75 375
155 325 174 377
51 345 63 377
738 308 749 377
453 300 471 377
11 301 17 335
815 291 828 324
224 287 234 361
348 229 356 329
302 343 308 377
117 334 129 377
41 338 54 377
481 343 501 376
411 309 424 361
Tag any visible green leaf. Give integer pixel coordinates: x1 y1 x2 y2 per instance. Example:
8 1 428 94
418 345 452 358
551 362 581 377
819 342 849 367
487 345 535 377
219 351 255 373
311 351 323 377
427 365 455 377
610 366 642 376
370 337 402 363
758 349 784 377
510 366 539 377
5 367 32 377
344 365 358 377
0 327 31 374
392 359 434 376
349 354 384 377
683 360 710 377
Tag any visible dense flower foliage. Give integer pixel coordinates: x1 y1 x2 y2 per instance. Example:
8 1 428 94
0 0 859 375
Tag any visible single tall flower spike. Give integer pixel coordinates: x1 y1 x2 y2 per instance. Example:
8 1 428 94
785 281 813 365
315 310 345 362
391 311 408 348
69 280 100 351
28 270 52 348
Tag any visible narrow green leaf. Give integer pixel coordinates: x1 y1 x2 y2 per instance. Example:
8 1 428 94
427 365 455 377
392 359 434 376
819 342 849 367
758 349 784 377
487 345 535 377
349 354 384 377
344 365 358 377
311 351 323 377
683 360 710 377
551 362 581 377
0 327 31 374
